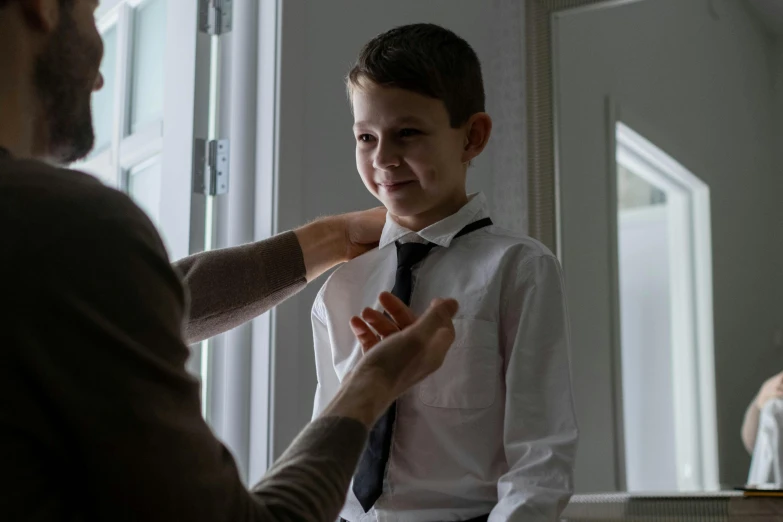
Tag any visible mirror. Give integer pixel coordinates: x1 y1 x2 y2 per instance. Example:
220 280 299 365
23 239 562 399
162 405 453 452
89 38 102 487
533 0 783 493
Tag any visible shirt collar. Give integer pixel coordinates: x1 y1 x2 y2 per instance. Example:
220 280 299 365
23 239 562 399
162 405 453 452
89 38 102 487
379 192 490 249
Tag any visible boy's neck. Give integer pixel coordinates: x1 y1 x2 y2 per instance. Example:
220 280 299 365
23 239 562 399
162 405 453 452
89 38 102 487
392 192 470 232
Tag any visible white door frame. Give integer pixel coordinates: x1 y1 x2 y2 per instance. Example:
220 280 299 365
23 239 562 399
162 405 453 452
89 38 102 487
614 120 719 491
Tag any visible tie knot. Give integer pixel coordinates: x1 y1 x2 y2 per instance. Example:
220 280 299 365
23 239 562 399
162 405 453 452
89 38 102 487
395 241 436 270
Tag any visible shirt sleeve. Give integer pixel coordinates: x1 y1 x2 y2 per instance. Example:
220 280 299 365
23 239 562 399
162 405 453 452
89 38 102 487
28 190 362 522
174 231 307 344
743 400 761 454
490 254 579 522
311 286 342 420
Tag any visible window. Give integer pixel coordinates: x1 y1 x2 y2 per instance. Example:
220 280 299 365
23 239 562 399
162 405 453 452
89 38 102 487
74 0 175 251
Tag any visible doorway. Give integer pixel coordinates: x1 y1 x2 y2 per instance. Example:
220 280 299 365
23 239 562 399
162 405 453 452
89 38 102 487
615 122 719 491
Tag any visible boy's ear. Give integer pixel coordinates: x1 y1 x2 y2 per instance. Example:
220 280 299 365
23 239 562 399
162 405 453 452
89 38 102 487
461 113 493 164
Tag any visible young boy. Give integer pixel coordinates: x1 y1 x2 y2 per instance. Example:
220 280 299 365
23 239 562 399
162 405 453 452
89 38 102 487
311 24 578 522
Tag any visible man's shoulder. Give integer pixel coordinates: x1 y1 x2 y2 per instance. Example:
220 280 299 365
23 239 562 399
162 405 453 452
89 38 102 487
0 158 166 265
1 158 140 219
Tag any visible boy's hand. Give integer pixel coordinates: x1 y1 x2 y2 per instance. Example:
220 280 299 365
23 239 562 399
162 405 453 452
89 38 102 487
350 292 418 353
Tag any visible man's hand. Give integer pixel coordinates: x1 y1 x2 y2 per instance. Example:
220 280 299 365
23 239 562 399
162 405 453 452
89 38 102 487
294 207 386 281
755 371 783 410
349 291 417 353
321 295 459 428
341 207 387 261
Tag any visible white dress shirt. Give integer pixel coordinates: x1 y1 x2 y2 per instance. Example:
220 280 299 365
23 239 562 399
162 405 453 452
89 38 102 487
311 193 578 522
748 398 783 487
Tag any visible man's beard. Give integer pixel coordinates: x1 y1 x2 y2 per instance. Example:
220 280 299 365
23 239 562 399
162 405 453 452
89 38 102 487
34 8 101 165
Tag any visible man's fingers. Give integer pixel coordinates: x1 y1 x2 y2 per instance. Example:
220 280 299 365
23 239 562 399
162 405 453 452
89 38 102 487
361 307 400 337
378 292 418 329
428 325 457 359
350 316 380 353
408 298 459 344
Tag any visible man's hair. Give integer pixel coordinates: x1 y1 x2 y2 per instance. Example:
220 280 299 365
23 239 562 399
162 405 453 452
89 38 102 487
347 23 485 128
0 0 71 8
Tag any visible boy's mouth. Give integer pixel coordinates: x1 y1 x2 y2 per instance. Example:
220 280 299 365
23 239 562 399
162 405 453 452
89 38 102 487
377 180 416 193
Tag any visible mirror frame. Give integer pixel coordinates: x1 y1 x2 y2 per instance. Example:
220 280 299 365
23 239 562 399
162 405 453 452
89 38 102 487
525 0 643 257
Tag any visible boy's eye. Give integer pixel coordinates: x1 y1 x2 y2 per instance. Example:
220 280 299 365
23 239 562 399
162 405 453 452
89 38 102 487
399 128 420 138
357 134 375 143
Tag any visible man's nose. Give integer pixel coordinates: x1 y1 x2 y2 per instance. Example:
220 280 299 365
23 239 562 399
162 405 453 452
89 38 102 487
93 73 105 92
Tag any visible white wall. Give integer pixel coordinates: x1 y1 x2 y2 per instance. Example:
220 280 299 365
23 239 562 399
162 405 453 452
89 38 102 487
269 0 525 459
555 0 782 489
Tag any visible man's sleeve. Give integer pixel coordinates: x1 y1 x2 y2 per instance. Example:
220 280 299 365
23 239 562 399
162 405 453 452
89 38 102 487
174 232 307 344
29 191 362 521
490 254 578 522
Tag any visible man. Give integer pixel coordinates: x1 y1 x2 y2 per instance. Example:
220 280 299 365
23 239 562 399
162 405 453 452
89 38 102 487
742 371 783 454
0 1 460 520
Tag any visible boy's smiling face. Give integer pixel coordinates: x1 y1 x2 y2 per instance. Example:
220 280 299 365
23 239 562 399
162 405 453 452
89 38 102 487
352 82 489 232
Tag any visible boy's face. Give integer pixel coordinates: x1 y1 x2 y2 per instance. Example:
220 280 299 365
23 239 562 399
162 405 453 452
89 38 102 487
352 83 470 231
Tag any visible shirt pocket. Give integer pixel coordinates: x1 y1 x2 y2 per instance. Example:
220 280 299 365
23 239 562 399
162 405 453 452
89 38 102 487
418 317 500 409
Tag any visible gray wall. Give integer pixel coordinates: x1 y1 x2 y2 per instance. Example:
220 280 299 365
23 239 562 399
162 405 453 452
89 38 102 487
270 0 503 459
777 40 783 333
555 0 783 489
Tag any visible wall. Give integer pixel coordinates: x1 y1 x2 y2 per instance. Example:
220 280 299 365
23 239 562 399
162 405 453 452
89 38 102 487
777 40 783 357
270 0 526 459
555 0 782 490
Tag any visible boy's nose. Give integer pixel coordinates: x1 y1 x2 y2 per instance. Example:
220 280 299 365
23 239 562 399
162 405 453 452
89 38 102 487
373 142 401 170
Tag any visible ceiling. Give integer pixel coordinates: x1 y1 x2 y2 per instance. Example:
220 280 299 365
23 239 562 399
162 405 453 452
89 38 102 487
746 0 783 35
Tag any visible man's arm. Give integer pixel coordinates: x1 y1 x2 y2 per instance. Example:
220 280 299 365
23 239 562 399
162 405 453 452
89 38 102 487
175 209 385 344
28 192 372 521
30 188 452 521
743 400 761 454
174 231 307 344
491 254 578 521
742 372 783 454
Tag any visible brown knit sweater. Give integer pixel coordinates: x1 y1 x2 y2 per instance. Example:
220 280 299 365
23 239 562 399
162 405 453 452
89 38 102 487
0 152 367 521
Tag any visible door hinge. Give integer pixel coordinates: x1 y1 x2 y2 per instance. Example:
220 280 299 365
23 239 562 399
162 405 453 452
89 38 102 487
198 0 233 36
193 139 230 196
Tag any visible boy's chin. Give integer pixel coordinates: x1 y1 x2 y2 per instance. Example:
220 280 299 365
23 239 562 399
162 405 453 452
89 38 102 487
382 201 427 220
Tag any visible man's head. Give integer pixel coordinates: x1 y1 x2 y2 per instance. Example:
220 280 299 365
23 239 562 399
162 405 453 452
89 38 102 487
0 0 104 164
347 24 492 231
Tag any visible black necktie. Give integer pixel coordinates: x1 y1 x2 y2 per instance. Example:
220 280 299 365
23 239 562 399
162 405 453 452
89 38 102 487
352 217 493 512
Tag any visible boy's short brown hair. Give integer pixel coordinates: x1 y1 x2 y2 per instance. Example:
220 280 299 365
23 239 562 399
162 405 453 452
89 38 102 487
347 23 485 128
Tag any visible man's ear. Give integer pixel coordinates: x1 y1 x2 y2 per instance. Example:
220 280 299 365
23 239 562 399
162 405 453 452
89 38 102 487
461 112 493 164
21 0 60 33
